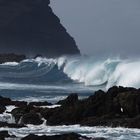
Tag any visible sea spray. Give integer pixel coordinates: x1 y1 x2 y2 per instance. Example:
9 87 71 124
0 106 16 124
0 56 140 90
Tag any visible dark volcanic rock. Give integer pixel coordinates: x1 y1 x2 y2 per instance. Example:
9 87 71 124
7 86 140 128
0 96 12 106
11 105 41 124
116 90 140 117
22 133 105 140
57 93 78 106
0 53 26 63
0 96 27 107
0 0 80 57
21 112 43 125
29 101 52 107
10 101 52 125
39 86 140 128
0 121 25 128
11 101 27 108
0 105 6 114
0 131 10 140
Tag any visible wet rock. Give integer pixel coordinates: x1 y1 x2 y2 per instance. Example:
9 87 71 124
21 112 43 125
43 90 108 125
0 121 25 128
0 96 27 107
0 105 6 114
11 105 41 124
0 131 10 140
40 86 140 128
0 96 12 106
22 133 105 140
116 90 140 117
4 86 140 128
126 115 140 128
29 101 52 107
57 93 78 106
11 101 27 108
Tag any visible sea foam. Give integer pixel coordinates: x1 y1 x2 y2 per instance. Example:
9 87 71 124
1 56 140 90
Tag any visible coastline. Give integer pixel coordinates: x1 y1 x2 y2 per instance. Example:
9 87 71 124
0 86 140 139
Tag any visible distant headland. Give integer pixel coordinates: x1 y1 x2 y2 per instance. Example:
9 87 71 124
0 0 80 57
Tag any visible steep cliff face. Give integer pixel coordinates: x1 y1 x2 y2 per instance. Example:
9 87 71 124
0 0 80 57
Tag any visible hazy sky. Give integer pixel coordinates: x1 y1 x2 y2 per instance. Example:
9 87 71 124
51 0 140 58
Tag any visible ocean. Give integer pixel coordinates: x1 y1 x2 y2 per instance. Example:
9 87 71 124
0 55 140 139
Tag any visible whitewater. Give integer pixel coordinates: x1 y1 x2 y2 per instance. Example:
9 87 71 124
0 55 139 102
1 55 140 139
1 55 140 89
0 105 140 140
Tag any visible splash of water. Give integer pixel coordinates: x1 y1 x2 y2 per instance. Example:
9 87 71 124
1 55 140 89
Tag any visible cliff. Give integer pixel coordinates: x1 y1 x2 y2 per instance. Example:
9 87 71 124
0 0 80 57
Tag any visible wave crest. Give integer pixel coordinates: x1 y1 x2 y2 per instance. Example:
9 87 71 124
1 56 140 89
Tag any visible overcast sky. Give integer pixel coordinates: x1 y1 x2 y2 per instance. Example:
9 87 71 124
51 0 140 58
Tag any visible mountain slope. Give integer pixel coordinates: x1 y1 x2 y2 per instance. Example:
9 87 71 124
0 0 80 57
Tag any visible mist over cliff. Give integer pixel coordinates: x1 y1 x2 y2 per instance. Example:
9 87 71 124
0 0 80 57
51 0 140 58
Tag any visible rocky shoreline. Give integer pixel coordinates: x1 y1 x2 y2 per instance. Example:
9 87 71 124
0 86 140 139
0 131 106 140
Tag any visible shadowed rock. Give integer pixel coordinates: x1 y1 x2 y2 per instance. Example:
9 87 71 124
0 0 80 57
5 86 140 128
40 86 140 128
0 122 25 128
0 96 27 108
0 105 6 114
57 94 78 106
29 101 52 107
21 133 106 140
21 112 43 125
0 131 10 140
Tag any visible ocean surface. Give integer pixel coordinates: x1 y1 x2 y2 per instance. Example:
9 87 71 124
0 55 140 139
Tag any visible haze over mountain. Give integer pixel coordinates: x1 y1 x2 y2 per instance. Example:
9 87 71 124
51 0 140 58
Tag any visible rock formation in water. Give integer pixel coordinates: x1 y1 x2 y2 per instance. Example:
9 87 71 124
10 86 140 128
0 0 80 57
1 86 140 138
21 133 105 140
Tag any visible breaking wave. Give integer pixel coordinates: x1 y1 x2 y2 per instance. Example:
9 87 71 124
0 55 140 90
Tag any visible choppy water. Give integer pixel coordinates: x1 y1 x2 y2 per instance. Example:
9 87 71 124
0 56 140 139
0 106 140 140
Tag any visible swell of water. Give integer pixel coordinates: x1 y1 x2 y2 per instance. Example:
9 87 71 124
1 123 140 140
57 56 140 89
0 56 140 140
1 56 140 89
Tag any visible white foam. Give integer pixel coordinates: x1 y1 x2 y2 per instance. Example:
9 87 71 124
1 125 140 139
0 106 16 124
39 105 61 108
57 56 140 89
15 96 66 103
57 56 121 88
107 60 140 89
1 56 140 90
6 106 17 112
0 62 19 66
